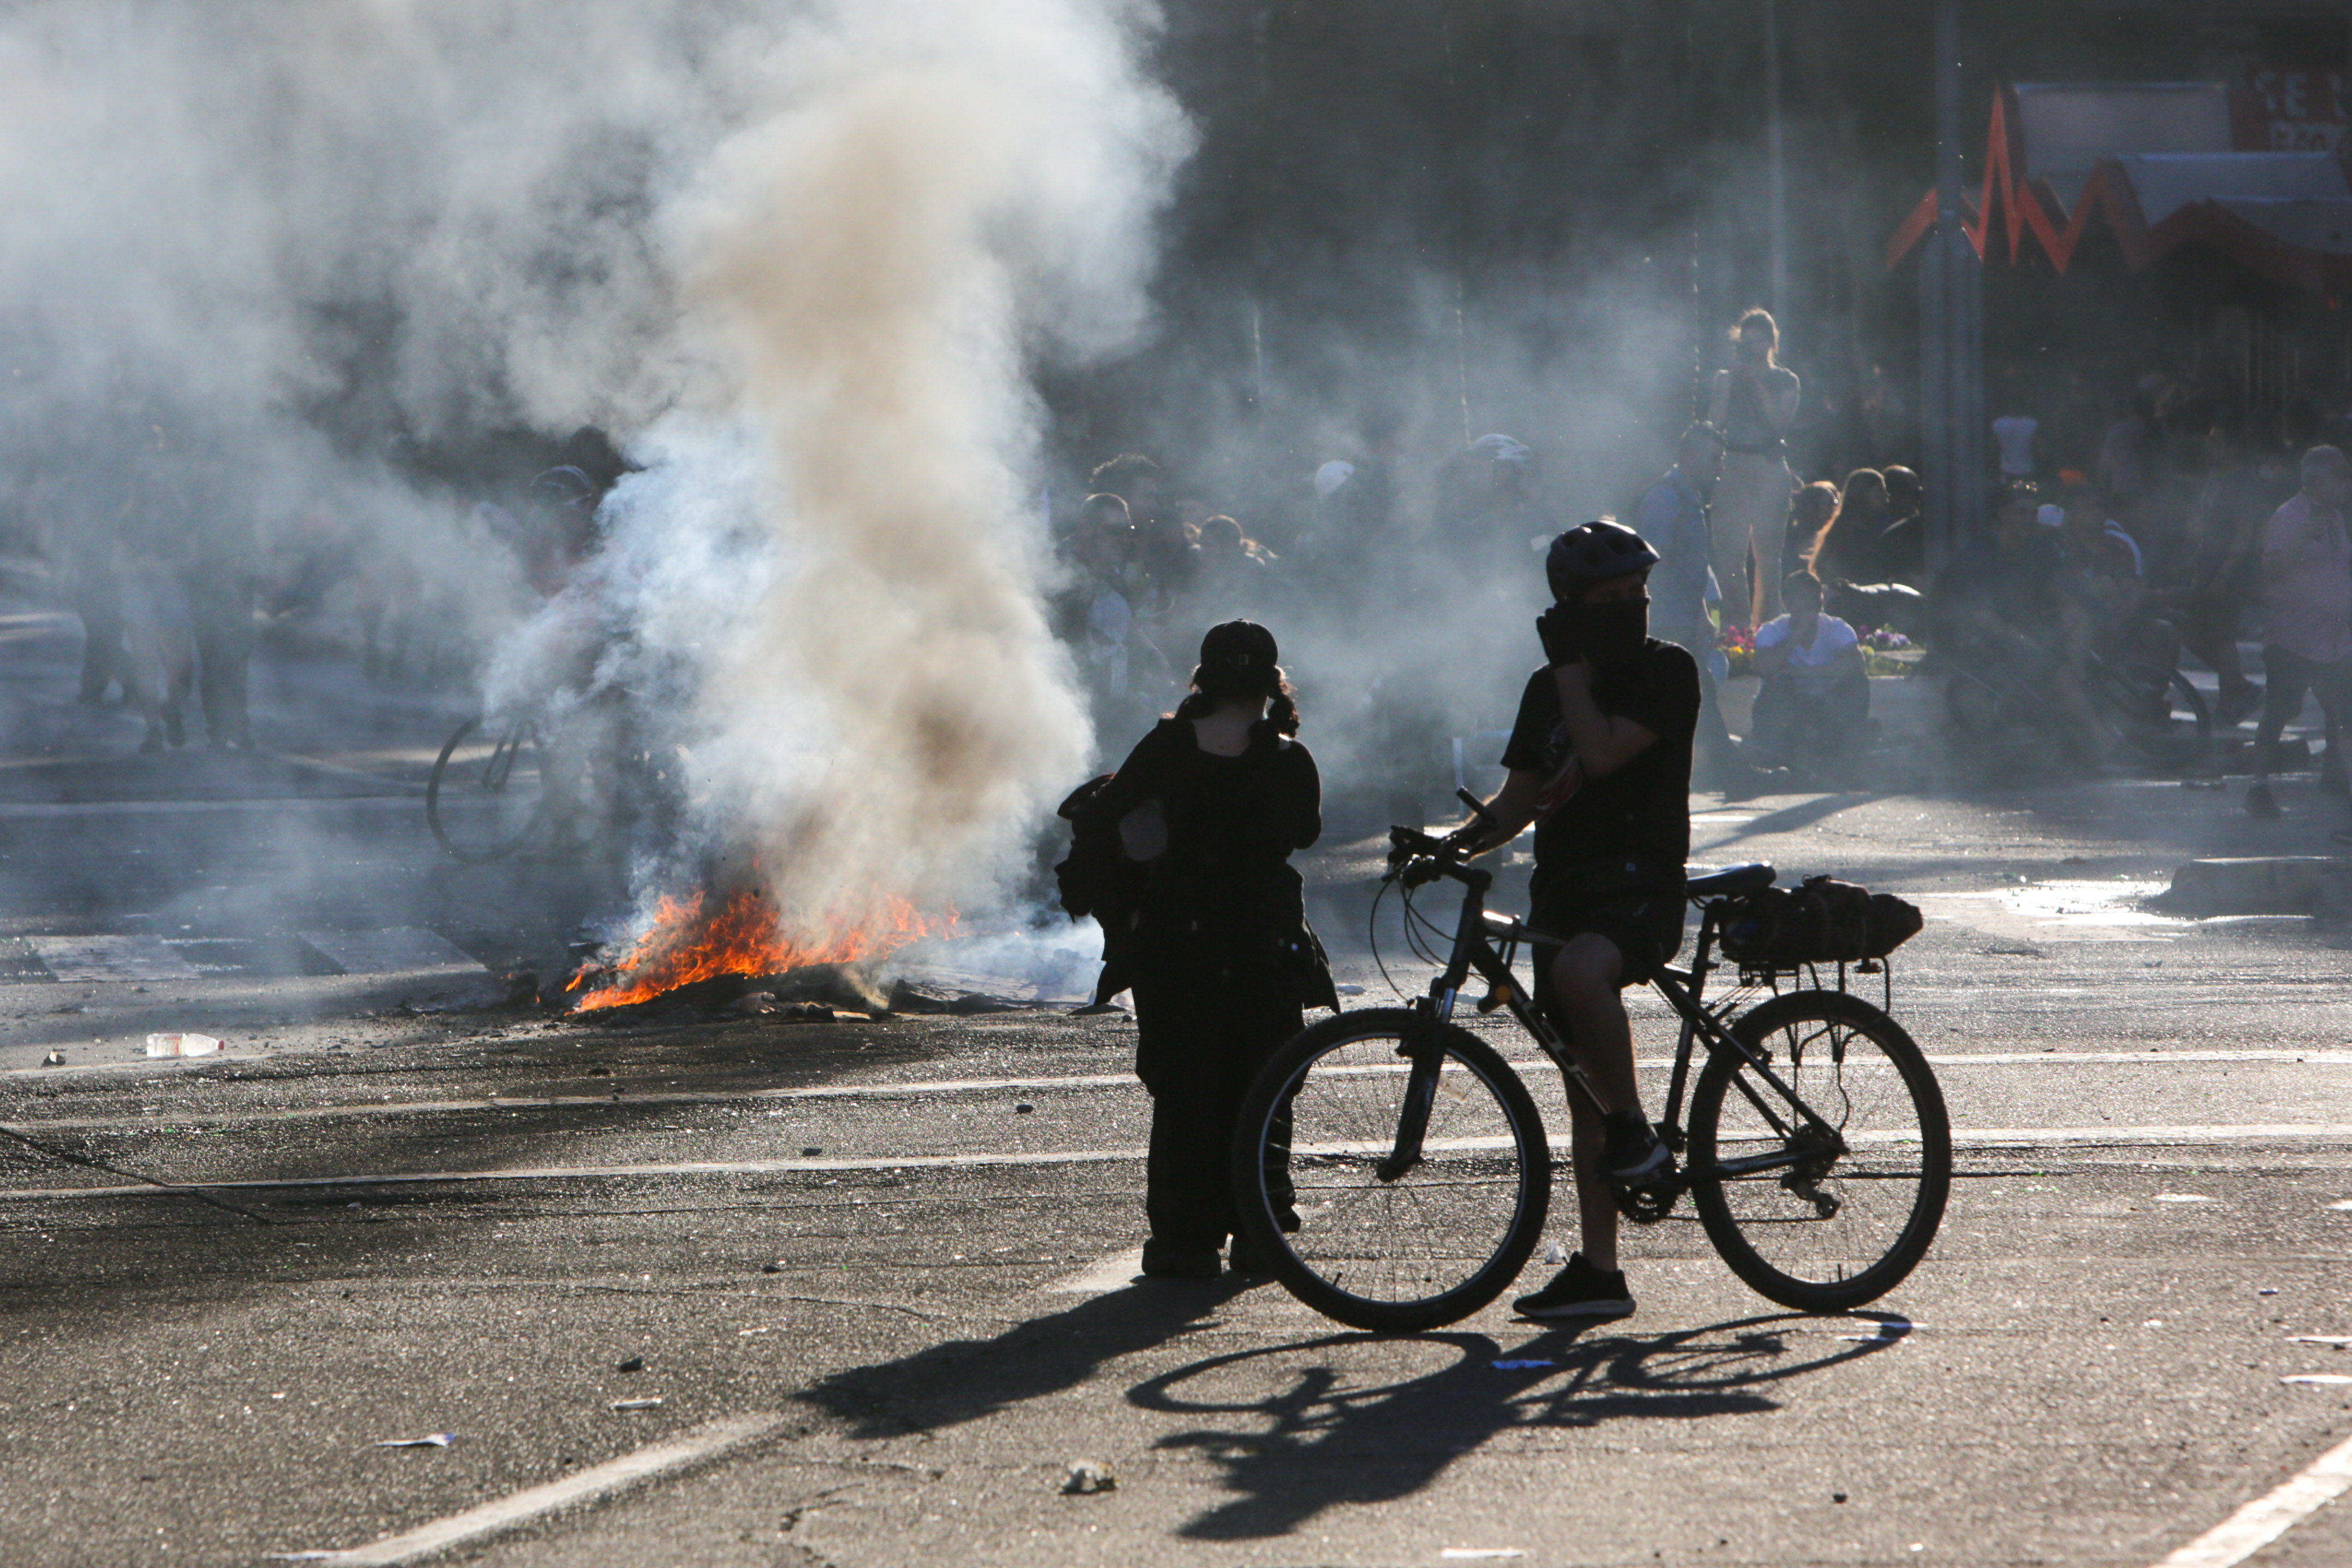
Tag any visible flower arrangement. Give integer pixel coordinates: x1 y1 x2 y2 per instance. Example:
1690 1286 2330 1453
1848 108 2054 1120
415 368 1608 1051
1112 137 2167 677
1717 622 1755 678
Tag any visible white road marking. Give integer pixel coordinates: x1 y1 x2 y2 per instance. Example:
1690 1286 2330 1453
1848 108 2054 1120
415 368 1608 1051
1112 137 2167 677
11 1050 2352 1135
27 935 199 982
9 1122 2352 1204
275 1412 785 1566
2144 1432 2352 1568
300 928 483 977
1042 1245 1145 1294
0 795 418 820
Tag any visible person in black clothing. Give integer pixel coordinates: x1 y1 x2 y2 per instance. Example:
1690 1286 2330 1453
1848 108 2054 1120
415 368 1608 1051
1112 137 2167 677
1453 520 1699 1321
1086 620 1336 1280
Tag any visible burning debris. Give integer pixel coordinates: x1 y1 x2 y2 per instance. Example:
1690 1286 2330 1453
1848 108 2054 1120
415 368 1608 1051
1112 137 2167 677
564 887 950 1020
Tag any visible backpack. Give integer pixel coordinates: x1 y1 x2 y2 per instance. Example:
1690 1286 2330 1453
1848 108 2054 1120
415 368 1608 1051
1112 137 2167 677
1719 875 1923 969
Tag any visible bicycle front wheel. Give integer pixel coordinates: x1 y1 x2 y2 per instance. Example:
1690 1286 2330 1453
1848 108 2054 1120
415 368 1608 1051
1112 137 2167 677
1690 989 1951 1313
426 716 548 864
1231 1008 1550 1332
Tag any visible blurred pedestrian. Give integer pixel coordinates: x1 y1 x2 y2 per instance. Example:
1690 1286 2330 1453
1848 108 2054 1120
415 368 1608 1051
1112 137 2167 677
189 510 259 749
67 505 126 704
1705 308 1802 625
1081 620 1332 1279
2246 446 2352 819
1629 423 1761 792
1990 369 2042 480
2150 424 2265 727
1785 480 1840 584
1871 466 1926 586
116 519 195 755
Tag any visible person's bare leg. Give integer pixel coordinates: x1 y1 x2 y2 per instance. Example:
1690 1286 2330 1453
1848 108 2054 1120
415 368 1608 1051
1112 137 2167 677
1550 933 1637 1270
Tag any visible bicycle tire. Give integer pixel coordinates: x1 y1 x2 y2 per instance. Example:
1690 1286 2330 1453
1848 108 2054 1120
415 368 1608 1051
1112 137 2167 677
1689 989 1950 1313
1231 1008 1550 1332
426 716 548 865
2098 661 2211 771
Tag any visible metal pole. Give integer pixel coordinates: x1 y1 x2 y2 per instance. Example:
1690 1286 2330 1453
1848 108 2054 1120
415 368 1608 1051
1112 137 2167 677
1918 0 1983 577
1764 0 1787 316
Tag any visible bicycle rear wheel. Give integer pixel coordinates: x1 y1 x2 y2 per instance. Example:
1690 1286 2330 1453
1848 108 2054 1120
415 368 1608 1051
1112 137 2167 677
426 716 548 864
1231 1008 1550 1332
1689 989 1950 1313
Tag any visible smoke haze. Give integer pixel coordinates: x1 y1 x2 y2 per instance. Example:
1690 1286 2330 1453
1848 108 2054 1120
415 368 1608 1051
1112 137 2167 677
0 1 1188 934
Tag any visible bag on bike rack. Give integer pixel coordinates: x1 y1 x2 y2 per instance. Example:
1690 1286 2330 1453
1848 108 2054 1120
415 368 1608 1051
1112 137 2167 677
1719 875 1922 968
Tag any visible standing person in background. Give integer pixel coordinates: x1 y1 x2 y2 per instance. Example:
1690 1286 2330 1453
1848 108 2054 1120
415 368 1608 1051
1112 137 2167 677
1091 453 1194 616
1630 423 1761 793
1705 308 1802 626
2099 378 2167 506
189 505 259 750
1990 370 2042 481
67 501 126 704
1080 620 1333 1279
117 513 195 756
2245 446 2352 820
2152 424 2265 727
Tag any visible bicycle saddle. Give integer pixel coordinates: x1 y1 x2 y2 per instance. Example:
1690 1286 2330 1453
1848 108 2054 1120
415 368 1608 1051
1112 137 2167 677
1684 863 1775 898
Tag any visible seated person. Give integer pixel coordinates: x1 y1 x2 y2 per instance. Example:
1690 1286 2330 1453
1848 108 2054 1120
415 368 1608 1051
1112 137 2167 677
2055 489 2180 676
1746 571 1869 768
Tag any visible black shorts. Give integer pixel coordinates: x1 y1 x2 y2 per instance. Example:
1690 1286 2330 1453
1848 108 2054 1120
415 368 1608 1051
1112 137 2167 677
1527 875 1687 997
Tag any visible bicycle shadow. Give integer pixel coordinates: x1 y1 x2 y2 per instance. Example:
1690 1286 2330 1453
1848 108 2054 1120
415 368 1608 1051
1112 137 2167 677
1129 1309 1913 1542
798 1276 1249 1440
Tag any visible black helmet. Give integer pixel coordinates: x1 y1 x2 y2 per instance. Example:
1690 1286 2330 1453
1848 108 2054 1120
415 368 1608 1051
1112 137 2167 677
1545 519 1659 598
1199 619 1278 676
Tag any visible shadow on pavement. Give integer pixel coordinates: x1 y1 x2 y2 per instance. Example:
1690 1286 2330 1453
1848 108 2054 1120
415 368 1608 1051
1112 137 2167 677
799 1278 1247 1440
1128 1310 1909 1542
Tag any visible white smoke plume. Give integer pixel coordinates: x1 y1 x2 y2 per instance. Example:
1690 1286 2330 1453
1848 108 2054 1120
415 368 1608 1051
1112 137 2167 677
0 1 1188 933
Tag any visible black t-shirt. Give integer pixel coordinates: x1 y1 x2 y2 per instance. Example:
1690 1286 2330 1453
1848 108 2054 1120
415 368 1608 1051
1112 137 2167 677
1499 642 1700 893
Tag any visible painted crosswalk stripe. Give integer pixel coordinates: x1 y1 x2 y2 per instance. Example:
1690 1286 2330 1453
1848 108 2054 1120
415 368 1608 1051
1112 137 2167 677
2145 1428 2352 1568
9 1122 2352 1205
271 1412 785 1566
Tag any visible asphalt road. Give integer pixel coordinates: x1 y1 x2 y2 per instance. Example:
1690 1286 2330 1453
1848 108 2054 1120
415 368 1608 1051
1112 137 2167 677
1 593 2350 1567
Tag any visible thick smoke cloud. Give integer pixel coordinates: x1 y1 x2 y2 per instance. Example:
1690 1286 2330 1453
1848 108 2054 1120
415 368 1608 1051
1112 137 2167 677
0 1 1189 933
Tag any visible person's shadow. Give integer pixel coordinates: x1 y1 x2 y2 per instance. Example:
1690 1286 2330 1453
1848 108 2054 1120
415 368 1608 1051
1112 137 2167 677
798 1275 1249 1440
1128 1310 1914 1541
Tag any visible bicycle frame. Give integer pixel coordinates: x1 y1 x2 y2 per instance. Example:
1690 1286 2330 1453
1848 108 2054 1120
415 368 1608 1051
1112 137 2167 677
1383 853 1846 1186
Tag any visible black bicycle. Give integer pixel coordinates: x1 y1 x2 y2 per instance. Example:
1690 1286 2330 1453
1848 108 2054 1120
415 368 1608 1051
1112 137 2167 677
1230 822 1952 1332
426 712 549 864
1941 645 2212 771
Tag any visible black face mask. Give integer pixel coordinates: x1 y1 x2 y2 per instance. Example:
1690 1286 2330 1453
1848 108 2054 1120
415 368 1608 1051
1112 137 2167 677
1578 598 1649 666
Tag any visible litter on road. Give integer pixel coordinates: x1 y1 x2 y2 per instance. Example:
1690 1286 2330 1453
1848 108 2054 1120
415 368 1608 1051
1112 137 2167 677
2288 1337 2352 1347
2280 1374 2352 1386
374 1433 454 1448
1491 1359 1554 1370
1062 1460 1116 1495
612 1397 665 1411
617 1356 644 1372
1439 1552 1527 1561
2153 1193 2215 1203
145 1032 221 1058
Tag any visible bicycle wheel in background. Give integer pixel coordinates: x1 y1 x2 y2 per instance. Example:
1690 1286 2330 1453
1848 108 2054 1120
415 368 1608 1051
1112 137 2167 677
1688 989 1951 1313
1231 1008 1550 1332
2099 661 2212 771
426 716 548 864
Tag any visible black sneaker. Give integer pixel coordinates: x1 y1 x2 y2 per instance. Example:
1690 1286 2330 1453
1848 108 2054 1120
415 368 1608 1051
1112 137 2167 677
1140 1238 1222 1280
1603 1110 1672 1185
1513 1252 1634 1320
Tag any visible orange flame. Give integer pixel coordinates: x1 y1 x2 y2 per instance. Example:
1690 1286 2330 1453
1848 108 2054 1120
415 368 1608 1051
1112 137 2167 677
568 888 951 1013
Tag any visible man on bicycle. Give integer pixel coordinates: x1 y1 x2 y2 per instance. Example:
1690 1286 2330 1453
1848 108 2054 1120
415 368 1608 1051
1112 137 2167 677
1456 519 1699 1320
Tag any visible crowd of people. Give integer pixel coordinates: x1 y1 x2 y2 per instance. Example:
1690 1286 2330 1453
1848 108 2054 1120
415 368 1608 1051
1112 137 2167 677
1054 315 2352 827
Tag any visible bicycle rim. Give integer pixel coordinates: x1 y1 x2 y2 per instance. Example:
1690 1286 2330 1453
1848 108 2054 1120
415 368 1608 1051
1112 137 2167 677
1233 1010 1549 1332
1690 991 1950 1312
426 718 548 864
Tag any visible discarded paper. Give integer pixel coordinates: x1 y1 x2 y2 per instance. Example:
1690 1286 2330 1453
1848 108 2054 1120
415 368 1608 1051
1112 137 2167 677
374 1433 454 1448
2280 1374 2352 1386
612 1397 665 1410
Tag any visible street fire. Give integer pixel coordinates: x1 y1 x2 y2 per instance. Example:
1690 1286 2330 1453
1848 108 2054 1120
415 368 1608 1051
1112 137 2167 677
567 889 950 1013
